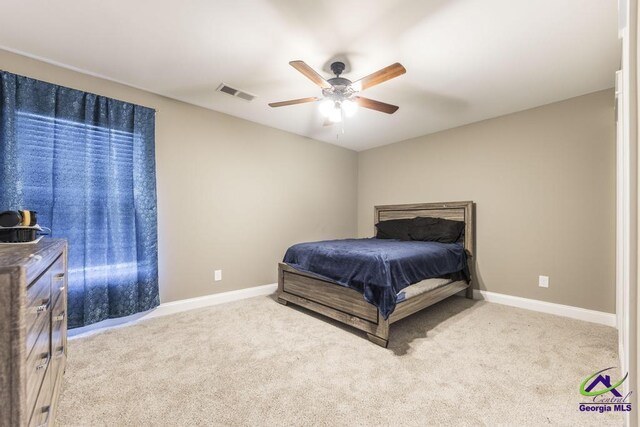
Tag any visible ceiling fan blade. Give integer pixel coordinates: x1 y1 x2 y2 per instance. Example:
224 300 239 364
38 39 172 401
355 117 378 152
354 96 399 114
289 61 333 89
268 97 320 108
352 63 406 92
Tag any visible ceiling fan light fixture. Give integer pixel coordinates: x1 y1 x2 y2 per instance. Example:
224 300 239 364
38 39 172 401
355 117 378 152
319 99 334 117
328 106 342 123
342 99 358 117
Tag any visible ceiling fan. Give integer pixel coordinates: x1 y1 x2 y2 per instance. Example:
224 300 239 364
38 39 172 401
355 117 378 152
269 60 406 125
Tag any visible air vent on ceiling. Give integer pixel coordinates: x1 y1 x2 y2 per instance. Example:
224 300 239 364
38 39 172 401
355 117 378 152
216 83 256 102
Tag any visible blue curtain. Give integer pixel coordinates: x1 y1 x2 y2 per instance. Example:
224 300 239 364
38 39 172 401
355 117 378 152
0 71 159 328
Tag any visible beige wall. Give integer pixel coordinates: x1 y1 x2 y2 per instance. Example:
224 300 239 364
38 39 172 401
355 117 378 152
358 90 616 313
0 49 358 303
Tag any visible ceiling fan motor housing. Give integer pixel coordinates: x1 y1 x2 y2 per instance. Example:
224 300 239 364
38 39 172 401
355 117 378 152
327 77 352 87
325 62 354 99
330 61 346 77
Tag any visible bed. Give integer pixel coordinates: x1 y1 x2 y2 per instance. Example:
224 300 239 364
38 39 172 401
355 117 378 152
276 201 475 348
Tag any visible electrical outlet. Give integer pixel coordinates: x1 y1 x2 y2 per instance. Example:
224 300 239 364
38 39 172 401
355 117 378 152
538 275 549 288
214 270 222 282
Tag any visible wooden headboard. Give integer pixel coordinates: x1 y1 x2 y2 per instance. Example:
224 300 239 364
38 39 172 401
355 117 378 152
374 201 475 257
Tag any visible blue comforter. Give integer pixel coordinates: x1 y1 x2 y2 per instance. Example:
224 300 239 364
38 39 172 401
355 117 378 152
283 238 467 319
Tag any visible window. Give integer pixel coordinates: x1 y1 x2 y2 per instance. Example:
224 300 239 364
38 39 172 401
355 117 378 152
0 71 158 328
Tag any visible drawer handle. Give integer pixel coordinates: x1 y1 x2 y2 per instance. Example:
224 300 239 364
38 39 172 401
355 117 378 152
32 299 50 314
35 354 50 371
53 312 66 322
36 405 51 427
55 345 65 358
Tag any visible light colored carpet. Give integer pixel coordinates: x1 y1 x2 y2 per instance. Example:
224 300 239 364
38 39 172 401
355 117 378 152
57 295 622 426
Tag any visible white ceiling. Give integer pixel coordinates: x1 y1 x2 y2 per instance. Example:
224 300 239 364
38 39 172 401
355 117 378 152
0 0 619 151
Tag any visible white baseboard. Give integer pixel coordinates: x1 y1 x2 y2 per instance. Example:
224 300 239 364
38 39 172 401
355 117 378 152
69 283 278 339
472 289 616 327
69 284 616 339
148 283 278 319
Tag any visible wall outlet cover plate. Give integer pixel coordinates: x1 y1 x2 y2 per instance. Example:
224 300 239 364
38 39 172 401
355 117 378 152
538 275 549 288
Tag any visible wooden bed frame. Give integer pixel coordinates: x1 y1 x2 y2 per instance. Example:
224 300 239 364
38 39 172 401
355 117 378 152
276 201 475 348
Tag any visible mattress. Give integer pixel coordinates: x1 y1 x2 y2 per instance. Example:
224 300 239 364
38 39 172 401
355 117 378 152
396 277 454 303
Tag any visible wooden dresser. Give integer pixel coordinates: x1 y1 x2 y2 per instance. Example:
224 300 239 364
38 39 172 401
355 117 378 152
0 239 68 427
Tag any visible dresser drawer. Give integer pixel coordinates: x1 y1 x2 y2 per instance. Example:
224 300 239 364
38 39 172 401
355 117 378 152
28 373 52 427
51 296 66 352
51 345 66 406
26 270 52 357
26 325 50 421
50 255 65 308
52 292 66 371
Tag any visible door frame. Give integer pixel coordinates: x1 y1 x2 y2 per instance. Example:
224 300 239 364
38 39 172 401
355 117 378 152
617 1 637 426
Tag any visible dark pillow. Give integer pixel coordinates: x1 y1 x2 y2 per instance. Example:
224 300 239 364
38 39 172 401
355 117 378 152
409 217 465 244
375 218 413 240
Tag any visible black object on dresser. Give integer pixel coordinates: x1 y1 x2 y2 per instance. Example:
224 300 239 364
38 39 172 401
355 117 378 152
0 239 68 426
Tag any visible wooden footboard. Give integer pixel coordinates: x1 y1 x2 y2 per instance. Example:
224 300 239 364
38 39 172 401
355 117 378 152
277 263 470 348
277 263 390 347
